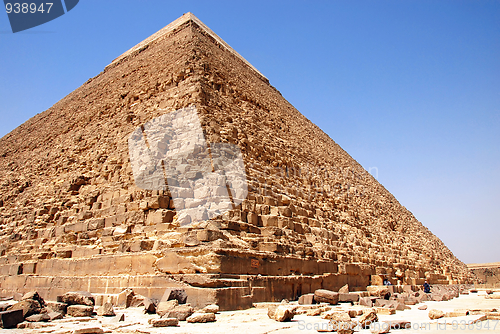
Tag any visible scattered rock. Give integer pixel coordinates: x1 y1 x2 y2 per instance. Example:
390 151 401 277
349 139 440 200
321 311 350 321
428 309 445 320
202 304 219 314
0 309 24 329
186 312 216 323
156 300 178 317
269 305 294 322
58 291 95 306
96 302 115 316
151 317 179 327
67 305 94 317
358 309 378 328
162 305 194 321
314 289 339 304
359 297 374 307
143 297 156 314
418 304 428 310
486 290 493 295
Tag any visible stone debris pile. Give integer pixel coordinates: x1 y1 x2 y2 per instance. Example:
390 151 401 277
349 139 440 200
0 288 219 330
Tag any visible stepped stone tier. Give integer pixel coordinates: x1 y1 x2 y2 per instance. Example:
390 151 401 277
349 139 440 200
0 13 471 310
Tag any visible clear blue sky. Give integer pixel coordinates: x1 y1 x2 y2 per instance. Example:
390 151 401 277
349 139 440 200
1 1 499 264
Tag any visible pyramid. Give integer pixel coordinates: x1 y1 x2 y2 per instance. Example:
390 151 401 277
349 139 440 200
0 13 471 310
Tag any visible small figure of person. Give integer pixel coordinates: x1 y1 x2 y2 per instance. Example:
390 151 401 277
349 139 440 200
383 278 392 286
423 281 431 293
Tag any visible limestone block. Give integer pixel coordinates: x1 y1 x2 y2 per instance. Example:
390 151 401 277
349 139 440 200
0 309 23 329
67 305 93 317
163 305 194 321
201 304 219 314
151 317 179 327
58 291 95 306
314 289 339 304
186 312 216 323
96 302 115 316
261 215 278 227
298 293 315 305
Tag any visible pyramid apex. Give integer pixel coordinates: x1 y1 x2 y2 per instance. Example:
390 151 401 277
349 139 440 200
109 12 266 80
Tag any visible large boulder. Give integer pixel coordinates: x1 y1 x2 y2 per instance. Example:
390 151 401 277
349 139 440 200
0 309 24 329
314 289 339 304
58 291 95 306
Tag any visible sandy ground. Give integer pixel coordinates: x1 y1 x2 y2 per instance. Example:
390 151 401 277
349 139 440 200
2 291 499 334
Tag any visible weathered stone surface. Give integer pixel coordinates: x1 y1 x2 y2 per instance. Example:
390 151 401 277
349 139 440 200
0 309 24 329
321 310 351 323
21 291 46 307
25 313 50 322
358 309 378 328
117 289 134 308
428 309 445 319
47 311 63 320
268 305 294 322
7 299 41 318
151 317 179 327
47 301 68 315
187 312 216 323
156 300 178 317
165 289 188 304
143 297 156 314
314 290 339 305
96 302 115 316
338 293 359 303
202 304 219 313
359 297 374 307
298 293 315 305
58 292 95 306
67 305 94 317
163 305 194 321
418 304 428 310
